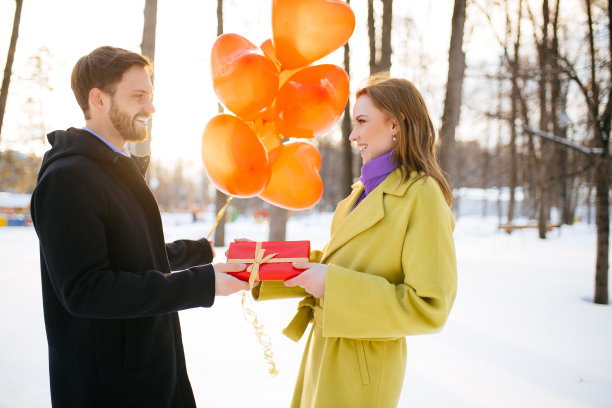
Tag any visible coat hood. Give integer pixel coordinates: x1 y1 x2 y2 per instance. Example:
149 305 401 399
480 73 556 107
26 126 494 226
40 128 150 177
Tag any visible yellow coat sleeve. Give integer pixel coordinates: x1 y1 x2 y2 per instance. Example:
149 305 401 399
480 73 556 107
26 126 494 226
322 180 457 339
251 248 325 300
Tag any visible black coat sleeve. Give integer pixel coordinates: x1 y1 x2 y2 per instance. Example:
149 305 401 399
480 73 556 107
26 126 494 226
31 165 216 319
166 238 214 271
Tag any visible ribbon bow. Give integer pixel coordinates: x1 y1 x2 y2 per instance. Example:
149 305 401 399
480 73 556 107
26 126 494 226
244 242 278 288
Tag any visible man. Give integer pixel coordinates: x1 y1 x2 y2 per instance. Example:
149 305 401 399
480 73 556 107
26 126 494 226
30 46 249 407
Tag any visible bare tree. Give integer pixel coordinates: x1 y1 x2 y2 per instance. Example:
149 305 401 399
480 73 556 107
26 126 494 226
128 0 157 157
368 0 393 75
439 0 467 191
18 46 53 147
506 1 520 225
0 0 23 146
522 0 610 304
341 0 353 197
213 0 230 247
548 0 574 225
584 0 610 305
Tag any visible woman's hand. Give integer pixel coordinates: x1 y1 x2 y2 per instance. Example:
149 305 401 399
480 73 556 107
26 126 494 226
285 262 328 298
224 238 254 257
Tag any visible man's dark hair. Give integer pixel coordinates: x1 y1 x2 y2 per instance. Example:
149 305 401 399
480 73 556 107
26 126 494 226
71 46 151 119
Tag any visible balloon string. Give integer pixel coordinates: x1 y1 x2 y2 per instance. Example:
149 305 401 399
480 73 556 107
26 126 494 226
241 290 279 376
207 196 233 239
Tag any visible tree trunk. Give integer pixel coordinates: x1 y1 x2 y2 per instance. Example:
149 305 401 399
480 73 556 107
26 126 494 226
212 0 228 247
340 106 353 190
439 0 467 190
213 191 228 247
268 206 288 241
0 0 23 144
508 70 518 224
368 0 376 74
368 0 393 75
594 155 609 304
536 0 551 239
379 0 393 73
550 0 572 225
129 0 157 156
591 0 610 305
341 18 353 198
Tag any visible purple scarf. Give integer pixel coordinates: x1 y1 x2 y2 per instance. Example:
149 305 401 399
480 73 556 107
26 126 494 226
352 151 397 210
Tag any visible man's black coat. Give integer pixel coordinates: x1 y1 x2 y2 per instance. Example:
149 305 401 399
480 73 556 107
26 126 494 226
31 128 216 407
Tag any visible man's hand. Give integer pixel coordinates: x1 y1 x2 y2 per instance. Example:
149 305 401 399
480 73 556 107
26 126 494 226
208 240 216 259
284 262 328 298
213 263 249 295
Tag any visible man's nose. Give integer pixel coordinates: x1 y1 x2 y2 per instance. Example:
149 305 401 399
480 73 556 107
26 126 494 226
145 101 156 114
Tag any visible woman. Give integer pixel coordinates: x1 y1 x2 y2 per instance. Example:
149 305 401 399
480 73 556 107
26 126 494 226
253 76 457 407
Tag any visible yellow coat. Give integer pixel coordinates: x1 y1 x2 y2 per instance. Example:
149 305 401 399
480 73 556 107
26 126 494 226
254 169 457 408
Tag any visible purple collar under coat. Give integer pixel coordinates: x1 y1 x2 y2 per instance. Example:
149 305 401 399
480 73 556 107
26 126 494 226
352 151 397 210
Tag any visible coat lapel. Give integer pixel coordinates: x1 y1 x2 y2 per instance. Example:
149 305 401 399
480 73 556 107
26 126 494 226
322 169 418 262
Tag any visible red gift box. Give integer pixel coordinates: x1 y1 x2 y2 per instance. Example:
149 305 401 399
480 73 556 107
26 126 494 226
226 240 310 285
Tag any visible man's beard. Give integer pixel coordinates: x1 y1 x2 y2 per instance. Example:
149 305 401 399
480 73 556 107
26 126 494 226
109 99 149 142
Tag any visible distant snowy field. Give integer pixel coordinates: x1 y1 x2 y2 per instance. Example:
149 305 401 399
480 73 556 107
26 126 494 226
0 210 610 407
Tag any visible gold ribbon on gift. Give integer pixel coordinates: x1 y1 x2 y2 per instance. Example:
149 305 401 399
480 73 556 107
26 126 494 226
227 241 309 289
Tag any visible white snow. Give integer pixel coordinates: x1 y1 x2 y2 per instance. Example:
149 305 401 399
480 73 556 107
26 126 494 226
0 212 610 407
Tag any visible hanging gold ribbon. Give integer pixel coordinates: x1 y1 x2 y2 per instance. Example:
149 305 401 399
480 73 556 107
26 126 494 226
227 241 308 289
228 242 308 376
206 196 233 240
240 290 279 376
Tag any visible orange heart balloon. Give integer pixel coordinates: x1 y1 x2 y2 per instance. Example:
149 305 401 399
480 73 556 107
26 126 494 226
260 38 302 88
259 142 323 210
274 64 349 139
211 34 279 120
260 38 282 71
259 38 303 124
248 119 283 152
202 114 271 197
272 0 355 70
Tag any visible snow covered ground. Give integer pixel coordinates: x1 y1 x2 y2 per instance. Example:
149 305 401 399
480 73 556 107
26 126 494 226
0 212 610 407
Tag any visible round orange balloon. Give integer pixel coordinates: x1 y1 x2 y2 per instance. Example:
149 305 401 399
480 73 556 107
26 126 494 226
211 34 279 120
274 64 350 139
258 142 323 210
202 114 271 197
272 0 355 70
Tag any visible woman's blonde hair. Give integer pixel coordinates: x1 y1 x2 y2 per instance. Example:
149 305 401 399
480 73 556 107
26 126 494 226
356 74 453 206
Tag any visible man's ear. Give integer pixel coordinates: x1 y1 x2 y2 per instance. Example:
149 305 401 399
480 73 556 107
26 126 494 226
88 88 106 113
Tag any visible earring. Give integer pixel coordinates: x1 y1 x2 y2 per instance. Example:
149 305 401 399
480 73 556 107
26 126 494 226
392 135 397 142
